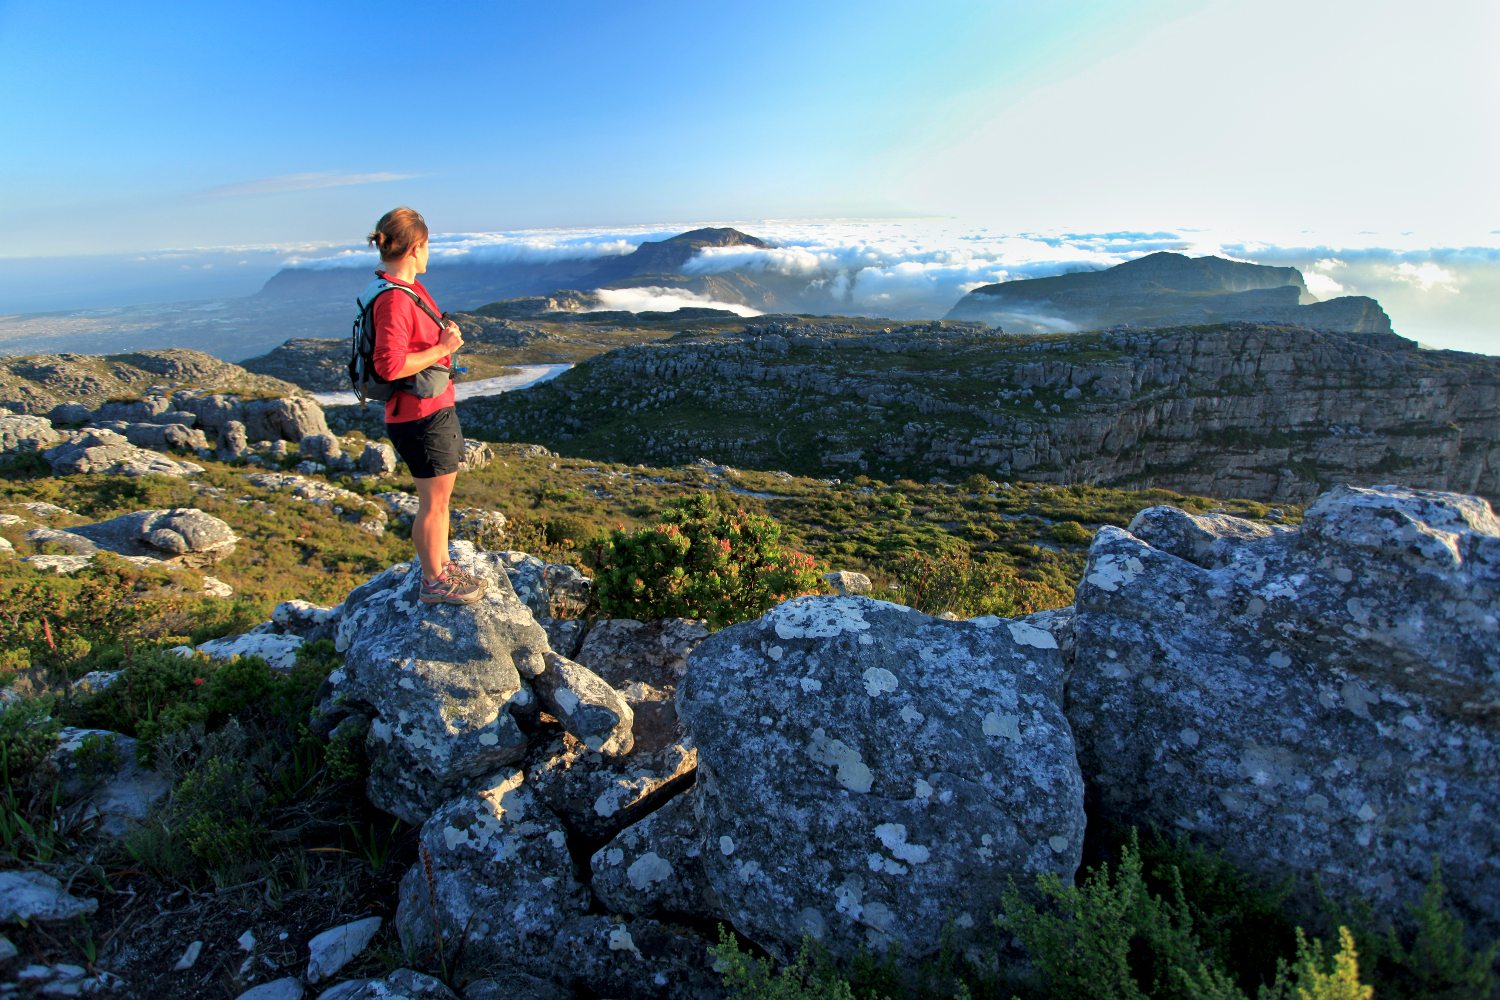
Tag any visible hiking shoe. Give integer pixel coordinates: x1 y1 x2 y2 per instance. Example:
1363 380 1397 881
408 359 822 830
419 564 488 605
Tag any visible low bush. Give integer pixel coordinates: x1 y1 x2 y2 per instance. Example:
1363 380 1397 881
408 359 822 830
590 492 824 627
890 549 1069 619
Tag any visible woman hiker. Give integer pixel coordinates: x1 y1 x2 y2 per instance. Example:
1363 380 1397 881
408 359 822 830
367 207 487 605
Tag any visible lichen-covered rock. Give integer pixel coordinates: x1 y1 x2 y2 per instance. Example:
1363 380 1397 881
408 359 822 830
121 421 209 451
591 786 719 920
359 441 398 476
23 527 97 555
97 396 171 423
0 414 61 453
324 543 548 824
461 972 569 1000
176 392 245 432
68 507 237 567
47 403 93 425
394 770 588 976
458 438 495 472
534 652 633 759
1068 486 1500 940
490 551 590 619
194 633 305 672
244 396 328 442
43 430 204 478
677 595 1084 961
300 432 342 464
537 618 586 659
821 570 872 596
523 729 694 843
575 618 710 696
545 915 723 1000
272 600 343 644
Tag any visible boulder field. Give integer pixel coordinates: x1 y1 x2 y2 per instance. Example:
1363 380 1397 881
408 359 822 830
157 481 1489 998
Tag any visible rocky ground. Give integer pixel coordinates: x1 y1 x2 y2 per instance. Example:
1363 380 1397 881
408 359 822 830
448 318 1500 504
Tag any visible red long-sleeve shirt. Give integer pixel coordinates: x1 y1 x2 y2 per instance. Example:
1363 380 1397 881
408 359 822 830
370 272 456 422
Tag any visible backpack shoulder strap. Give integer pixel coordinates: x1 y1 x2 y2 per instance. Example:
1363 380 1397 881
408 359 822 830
359 279 445 327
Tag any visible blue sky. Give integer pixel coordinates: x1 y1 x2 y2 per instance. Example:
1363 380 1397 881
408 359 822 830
5 0 1493 255
1 1 1497 352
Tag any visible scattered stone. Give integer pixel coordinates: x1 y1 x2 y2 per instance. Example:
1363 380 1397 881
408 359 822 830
248 473 388 535
219 419 249 460
358 441 398 476
323 544 547 824
194 633 305 672
66 508 237 567
677 595 1084 961
238 930 256 951
534 652 634 759
235 978 304 1000
244 397 328 442
591 785 718 919
48 728 171 837
0 414 61 453
821 570 873 596
394 769 588 977
0 870 99 923
172 940 203 971
202 575 235 598
305 916 382 983
299 433 343 465
272 600 343 644
457 438 494 472
1069 486 1500 939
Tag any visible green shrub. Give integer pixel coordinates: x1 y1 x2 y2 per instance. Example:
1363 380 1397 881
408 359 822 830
891 549 1068 619
171 754 267 875
591 493 824 628
1048 521 1094 546
0 695 61 776
707 927 857 1000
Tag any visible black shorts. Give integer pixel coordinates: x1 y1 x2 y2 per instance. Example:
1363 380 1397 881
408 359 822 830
387 406 464 479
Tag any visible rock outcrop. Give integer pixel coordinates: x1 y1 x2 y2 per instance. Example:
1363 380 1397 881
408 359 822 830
676 595 1084 960
66 507 237 567
43 429 205 478
1068 485 1500 940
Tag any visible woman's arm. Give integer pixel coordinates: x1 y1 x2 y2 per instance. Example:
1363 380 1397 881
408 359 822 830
389 321 464 378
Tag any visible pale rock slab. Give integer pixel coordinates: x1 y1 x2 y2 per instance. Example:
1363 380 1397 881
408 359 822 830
48 728 171 837
68 507 237 567
323 543 545 824
272 600 344 644
394 769 588 977
1069 486 1500 941
677 595 1084 961
235 978 305 1000
821 570 873 596
533 652 633 759
195 633 305 673
305 916 382 983
0 871 99 923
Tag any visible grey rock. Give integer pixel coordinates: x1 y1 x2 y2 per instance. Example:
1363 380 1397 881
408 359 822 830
306 916 382 983
248 473 388 535
575 618 710 693
0 414 61 453
219 419 249 459
97 396 171 423
172 940 203 971
24 528 98 556
359 441 398 476
1068 485 1500 941
158 410 197 426
245 396 328 442
123 421 208 452
43 431 204 478
301 432 343 464
547 915 724 1000
273 600 344 644
176 393 245 432
492 551 590 619
537 617 586 659
0 870 98 923
68 507 236 567
677 595 1084 961
0 932 17 961
535 652 634 759
236 978 305 1000
458 438 494 472
591 785 719 919
523 729 695 843
821 570 873 596
47 728 171 837
22 554 96 574
319 969 457 1000
46 403 94 425
325 543 547 824
1127 504 1285 568
394 769 588 977
195 633 305 671
315 982 373 1000
462 972 569 1000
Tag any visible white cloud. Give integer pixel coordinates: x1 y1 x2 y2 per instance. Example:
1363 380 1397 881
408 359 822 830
1391 262 1458 292
1304 272 1345 298
590 286 762 317
193 172 418 197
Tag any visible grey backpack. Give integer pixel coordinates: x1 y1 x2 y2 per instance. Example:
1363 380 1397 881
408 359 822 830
348 278 454 404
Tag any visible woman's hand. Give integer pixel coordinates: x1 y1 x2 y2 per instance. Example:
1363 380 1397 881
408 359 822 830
438 321 464 355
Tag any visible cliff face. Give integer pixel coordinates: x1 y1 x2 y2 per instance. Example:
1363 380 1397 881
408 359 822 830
945 251 1392 335
457 320 1500 503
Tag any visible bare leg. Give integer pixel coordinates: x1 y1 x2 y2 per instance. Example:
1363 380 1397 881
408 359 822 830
413 472 457 583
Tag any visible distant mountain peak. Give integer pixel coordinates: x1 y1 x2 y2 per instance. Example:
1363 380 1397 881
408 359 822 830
596 227 768 281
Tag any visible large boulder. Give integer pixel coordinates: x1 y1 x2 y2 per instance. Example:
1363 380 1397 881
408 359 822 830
1068 486 1500 940
43 430 203 478
121 422 209 452
244 396 328 443
676 596 1084 961
174 392 244 432
492 551 590 619
300 432 342 464
394 769 588 977
359 441 398 476
219 419 249 459
322 543 549 824
0 414 61 453
67 508 237 568
97 396 171 423
576 618 710 696
590 786 718 919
